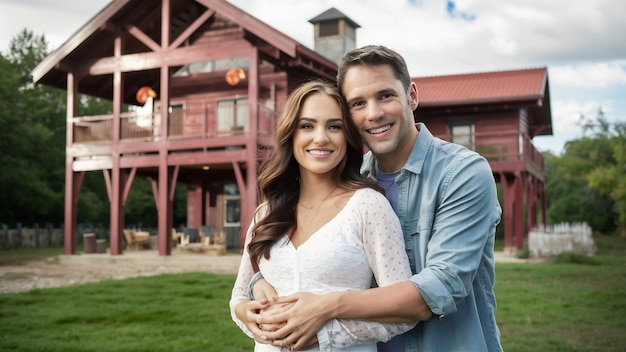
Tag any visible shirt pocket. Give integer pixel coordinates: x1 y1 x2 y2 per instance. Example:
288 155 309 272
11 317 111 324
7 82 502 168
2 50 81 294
403 214 420 273
405 213 434 273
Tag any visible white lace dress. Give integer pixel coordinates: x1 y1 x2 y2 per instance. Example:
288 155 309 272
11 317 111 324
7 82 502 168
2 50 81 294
230 188 415 351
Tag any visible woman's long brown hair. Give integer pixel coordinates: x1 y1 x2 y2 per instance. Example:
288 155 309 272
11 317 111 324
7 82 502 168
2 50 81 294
247 80 382 271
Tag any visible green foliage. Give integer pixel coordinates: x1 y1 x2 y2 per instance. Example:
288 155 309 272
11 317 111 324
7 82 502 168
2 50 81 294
514 248 530 259
76 172 110 225
0 30 65 225
550 252 600 265
587 120 626 232
544 111 621 233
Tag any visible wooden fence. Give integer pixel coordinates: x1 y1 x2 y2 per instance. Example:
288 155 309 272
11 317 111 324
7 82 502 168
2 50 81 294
0 224 145 250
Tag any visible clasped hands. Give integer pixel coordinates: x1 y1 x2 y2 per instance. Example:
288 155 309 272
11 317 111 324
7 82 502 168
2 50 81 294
240 292 325 351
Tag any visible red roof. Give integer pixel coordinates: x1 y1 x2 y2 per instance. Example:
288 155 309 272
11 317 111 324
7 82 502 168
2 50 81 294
414 67 548 107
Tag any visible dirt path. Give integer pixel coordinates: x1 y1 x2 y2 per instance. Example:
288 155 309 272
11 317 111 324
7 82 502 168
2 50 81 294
0 250 540 294
0 251 243 294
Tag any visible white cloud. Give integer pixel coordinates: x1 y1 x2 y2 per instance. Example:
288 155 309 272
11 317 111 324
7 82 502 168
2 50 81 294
550 62 626 88
0 0 109 53
533 99 597 154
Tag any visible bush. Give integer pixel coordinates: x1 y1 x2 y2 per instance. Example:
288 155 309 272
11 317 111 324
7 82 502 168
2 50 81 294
551 252 599 265
514 248 530 259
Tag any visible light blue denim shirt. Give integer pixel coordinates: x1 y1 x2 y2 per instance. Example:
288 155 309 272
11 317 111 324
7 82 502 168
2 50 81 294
363 123 503 352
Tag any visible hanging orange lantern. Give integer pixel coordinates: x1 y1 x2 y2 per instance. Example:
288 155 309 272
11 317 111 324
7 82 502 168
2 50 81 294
225 68 246 86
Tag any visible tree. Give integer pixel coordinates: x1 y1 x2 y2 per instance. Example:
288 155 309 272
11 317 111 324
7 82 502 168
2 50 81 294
587 118 626 233
545 111 617 233
0 30 63 225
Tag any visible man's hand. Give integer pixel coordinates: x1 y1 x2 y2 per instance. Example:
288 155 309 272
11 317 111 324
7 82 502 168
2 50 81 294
253 292 332 350
253 278 277 301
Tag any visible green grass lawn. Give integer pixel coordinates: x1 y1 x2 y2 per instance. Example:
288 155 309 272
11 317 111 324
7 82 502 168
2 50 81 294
1 235 625 351
0 273 254 352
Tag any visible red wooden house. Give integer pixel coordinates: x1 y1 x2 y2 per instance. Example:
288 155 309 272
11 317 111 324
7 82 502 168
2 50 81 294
415 68 552 251
32 0 551 256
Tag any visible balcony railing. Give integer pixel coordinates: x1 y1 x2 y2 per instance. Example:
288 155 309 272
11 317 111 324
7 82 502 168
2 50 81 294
436 130 544 173
71 111 543 173
71 104 276 145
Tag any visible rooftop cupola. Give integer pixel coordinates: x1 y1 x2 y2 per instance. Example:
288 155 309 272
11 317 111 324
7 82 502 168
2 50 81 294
309 7 361 64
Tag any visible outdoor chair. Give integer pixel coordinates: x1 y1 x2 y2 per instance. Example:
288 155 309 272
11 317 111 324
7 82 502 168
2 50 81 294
200 226 216 245
183 227 200 243
171 228 183 247
123 229 150 251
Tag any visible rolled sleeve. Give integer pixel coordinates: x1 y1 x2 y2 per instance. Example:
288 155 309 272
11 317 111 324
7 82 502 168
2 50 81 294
410 270 456 317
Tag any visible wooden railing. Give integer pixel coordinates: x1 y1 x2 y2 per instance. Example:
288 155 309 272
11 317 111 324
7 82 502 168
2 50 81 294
71 104 277 145
436 130 544 172
71 111 542 172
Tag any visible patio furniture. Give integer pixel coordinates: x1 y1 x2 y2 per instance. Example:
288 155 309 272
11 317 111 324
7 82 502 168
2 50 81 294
123 229 150 251
83 233 96 254
200 226 216 245
183 227 199 243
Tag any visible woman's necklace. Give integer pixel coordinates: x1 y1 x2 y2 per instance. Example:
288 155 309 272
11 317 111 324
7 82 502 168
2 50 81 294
295 186 337 247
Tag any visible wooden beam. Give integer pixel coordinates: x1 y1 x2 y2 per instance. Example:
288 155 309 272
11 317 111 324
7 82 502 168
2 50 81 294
81 42 251 76
167 149 247 165
169 165 180 201
122 167 137 206
125 24 162 52
158 0 173 256
103 170 112 203
170 9 216 49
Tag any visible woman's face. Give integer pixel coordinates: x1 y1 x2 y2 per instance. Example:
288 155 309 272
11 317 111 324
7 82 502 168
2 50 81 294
292 92 347 178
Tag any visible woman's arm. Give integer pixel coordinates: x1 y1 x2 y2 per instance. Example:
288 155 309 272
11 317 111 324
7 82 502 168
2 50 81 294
229 205 278 343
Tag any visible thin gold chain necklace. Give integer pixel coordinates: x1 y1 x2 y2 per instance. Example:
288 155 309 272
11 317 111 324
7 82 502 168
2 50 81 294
298 186 334 210
295 186 337 247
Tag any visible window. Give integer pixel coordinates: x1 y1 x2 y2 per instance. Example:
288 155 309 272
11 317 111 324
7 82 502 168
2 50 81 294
173 57 249 76
223 195 241 227
451 124 475 150
217 98 248 134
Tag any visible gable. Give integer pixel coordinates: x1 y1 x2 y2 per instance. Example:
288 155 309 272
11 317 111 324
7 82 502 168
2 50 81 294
32 0 336 104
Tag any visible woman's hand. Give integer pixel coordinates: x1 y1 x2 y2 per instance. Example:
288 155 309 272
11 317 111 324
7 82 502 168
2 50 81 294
234 298 274 344
254 292 331 350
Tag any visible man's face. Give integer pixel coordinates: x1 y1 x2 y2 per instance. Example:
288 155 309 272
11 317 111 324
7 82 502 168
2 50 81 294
341 64 418 172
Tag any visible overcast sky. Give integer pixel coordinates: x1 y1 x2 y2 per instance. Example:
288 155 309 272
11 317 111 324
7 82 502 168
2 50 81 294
1 0 624 155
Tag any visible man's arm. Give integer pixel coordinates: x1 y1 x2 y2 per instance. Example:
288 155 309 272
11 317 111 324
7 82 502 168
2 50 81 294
260 280 432 350
333 281 433 323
